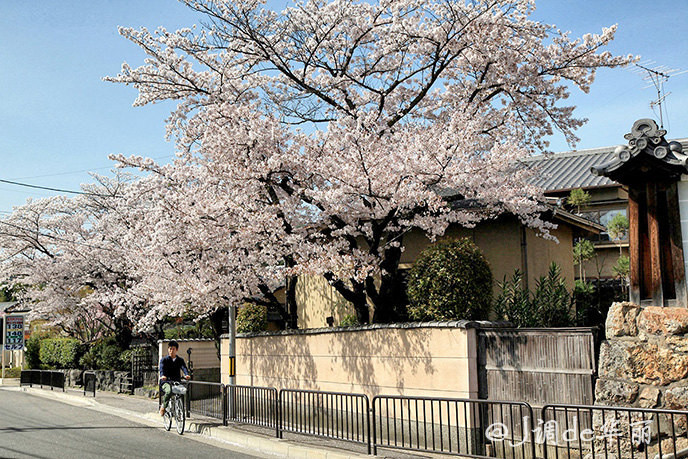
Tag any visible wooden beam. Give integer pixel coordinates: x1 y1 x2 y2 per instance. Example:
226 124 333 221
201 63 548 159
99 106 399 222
667 182 687 307
628 187 641 304
647 182 664 305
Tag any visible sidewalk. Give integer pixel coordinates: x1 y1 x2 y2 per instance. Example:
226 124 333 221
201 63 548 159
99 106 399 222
1 381 429 459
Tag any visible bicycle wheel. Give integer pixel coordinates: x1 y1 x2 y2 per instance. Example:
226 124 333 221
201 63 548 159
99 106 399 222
162 402 172 431
175 396 185 435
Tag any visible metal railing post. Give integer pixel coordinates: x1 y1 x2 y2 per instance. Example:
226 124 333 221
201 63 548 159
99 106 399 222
365 395 371 455
274 388 279 439
278 389 283 439
222 385 228 426
372 397 377 456
186 381 191 418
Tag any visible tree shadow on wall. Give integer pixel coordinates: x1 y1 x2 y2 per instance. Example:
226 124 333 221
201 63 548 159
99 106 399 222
247 333 319 391
326 326 437 399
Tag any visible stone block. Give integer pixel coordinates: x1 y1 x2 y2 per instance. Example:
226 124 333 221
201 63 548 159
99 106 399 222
598 340 688 386
638 387 661 408
605 302 641 339
665 386 688 410
595 379 639 405
667 336 688 353
638 306 688 336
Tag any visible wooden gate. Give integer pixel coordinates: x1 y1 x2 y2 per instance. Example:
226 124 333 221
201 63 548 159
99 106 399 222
477 327 597 407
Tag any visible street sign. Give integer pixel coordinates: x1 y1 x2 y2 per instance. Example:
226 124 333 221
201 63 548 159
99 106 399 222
4 315 24 351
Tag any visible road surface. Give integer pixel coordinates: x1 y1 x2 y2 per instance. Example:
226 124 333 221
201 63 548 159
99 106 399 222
0 389 261 458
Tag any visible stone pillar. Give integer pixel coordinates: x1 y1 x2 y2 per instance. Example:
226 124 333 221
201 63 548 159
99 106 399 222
596 302 688 409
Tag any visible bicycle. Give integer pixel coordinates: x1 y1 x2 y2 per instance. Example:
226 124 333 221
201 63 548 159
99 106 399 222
161 380 187 435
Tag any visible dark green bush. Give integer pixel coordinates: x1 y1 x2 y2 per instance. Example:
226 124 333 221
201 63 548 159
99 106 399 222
25 334 43 369
339 314 360 327
79 336 130 370
493 270 535 327
39 338 83 369
494 263 574 327
531 263 573 327
407 238 493 321
236 303 268 334
164 319 214 340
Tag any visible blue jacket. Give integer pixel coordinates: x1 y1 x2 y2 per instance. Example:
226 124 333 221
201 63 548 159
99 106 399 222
159 355 189 381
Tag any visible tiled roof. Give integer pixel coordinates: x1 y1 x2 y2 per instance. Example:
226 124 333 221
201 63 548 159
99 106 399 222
525 139 688 192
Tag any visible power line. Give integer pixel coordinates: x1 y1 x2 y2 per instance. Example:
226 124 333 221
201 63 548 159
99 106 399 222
7 154 176 181
0 179 119 197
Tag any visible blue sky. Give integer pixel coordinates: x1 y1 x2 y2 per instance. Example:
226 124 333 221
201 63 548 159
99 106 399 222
1 1 687 214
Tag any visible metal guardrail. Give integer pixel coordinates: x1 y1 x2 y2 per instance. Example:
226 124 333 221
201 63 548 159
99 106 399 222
19 370 65 391
17 371 688 458
187 381 225 421
541 403 688 459
279 389 371 454
372 395 535 458
83 371 96 397
226 384 279 435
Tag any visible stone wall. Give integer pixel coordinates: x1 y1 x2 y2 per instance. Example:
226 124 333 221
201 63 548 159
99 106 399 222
596 302 688 410
62 369 130 392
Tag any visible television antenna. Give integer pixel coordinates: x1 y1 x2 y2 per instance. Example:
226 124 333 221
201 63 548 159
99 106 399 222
632 61 688 129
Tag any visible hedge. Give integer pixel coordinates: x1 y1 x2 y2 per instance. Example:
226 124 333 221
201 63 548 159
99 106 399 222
38 338 83 369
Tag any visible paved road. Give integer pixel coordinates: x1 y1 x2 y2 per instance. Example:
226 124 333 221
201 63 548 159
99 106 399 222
0 390 261 459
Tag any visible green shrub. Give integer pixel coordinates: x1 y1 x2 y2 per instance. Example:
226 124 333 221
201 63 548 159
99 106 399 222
25 334 43 369
339 314 360 327
574 280 598 326
407 239 493 321
236 303 268 334
3 367 21 378
39 338 83 369
79 336 130 370
531 263 573 327
493 263 574 327
164 318 214 340
493 270 535 327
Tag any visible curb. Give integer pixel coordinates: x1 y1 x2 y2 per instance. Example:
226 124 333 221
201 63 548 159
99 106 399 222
10 386 372 459
140 412 371 458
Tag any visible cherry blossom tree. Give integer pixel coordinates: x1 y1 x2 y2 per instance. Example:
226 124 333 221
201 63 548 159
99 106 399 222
0 174 155 346
107 0 630 324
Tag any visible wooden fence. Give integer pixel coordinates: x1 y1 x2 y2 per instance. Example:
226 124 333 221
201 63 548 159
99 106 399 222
476 328 597 408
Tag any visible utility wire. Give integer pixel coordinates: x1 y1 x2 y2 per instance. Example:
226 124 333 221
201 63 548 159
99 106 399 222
0 179 120 198
7 154 176 181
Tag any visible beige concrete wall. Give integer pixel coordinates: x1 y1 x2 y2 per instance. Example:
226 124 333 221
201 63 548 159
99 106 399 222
221 325 478 401
158 339 219 370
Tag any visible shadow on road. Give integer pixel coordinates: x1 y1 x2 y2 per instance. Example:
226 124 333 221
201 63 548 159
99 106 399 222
0 425 159 433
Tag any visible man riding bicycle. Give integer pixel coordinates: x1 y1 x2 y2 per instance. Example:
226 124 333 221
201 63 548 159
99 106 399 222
159 340 191 416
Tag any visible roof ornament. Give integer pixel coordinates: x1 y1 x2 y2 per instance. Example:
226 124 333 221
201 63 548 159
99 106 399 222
591 119 688 181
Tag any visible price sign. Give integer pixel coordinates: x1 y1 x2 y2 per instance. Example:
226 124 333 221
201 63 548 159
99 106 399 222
4 315 24 351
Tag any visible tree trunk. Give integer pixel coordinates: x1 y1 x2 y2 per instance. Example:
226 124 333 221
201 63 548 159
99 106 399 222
209 306 228 360
285 275 298 329
369 235 407 323
113 316 133 350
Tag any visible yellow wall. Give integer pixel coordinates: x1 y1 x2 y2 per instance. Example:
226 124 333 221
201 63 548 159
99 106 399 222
158 339 219 369
581 245 629 280
525 224 575 290
221 325 478 401
296 218 578 328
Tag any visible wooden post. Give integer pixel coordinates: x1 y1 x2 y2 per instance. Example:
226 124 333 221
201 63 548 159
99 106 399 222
647 182 664 305
667 182 687 306
628 187 641 304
